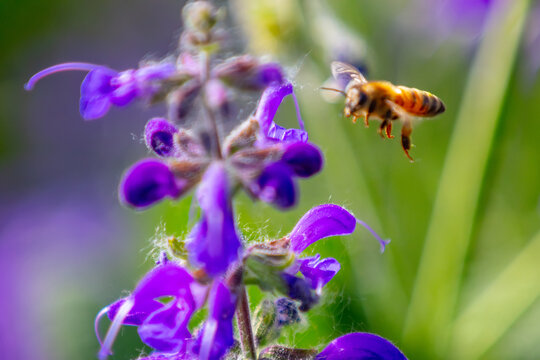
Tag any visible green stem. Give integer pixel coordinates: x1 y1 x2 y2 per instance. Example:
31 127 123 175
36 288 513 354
402 0 530 357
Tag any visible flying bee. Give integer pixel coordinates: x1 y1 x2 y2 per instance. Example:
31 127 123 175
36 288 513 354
322 61 445 161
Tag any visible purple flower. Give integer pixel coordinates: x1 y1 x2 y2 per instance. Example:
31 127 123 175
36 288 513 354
250 141 323 208
119 159 184 209
297 255 341 291
25 62 175 120
187 162 242 276
255 82 308 143
316 332 407 360
254 161 297 208
288 204 357 253
286 204 389 291
96 263 205 359
145 118 179 157
138 354 191 360
281 141 323 178
194 281 237 360
246 204 388 309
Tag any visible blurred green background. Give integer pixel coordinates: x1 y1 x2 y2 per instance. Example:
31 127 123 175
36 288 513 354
1 0 539 359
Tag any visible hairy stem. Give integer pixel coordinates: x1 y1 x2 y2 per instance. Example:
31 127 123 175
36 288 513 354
236 286 258 360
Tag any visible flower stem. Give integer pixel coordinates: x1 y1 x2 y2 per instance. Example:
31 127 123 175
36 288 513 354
236 286 257 360
200 50 223 159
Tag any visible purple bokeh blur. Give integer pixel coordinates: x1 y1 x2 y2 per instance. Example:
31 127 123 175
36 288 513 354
0 1 187 359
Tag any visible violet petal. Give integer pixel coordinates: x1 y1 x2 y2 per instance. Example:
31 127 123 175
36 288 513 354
281 273 318 312
109 70 139 106
120 159 182 209
298 255 341 290
255 83 293 136
282 142 323 178
107 298 163 326
187 163 241 276
256 62 284 87
24 62 106 90
145 118 178 157
316 332 407 360
267 123 308 143
79 67 118 120
136 62 176 83
289 204 356 253
133 263 196 302
254 162 297 209
195 281 236 360
138 298 194 353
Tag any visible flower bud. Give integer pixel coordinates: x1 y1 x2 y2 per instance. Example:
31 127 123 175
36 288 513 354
167 80 201 125
253 162 297 208
281 142 323 178
119 159 183 208
144 118 178 157
213 55 284 90
222 117 260 155
182 1 219 35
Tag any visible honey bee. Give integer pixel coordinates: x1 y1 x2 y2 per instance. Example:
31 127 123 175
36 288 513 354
323 61 445 161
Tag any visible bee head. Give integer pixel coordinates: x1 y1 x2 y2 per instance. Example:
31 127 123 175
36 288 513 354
346 86 368 114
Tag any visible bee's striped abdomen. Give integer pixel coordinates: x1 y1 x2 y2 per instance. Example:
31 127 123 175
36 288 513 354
393 86 445 117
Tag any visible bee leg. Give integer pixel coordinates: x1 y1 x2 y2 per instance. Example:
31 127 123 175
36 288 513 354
401 120 414 162
378 120 388 139
364 113 370 127
385 121 394 139
351 115 358 124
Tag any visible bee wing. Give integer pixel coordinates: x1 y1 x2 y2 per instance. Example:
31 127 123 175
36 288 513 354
331 61 367 90
384 99 413 120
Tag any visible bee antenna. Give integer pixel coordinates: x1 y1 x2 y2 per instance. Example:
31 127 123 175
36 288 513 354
319 87 346 96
